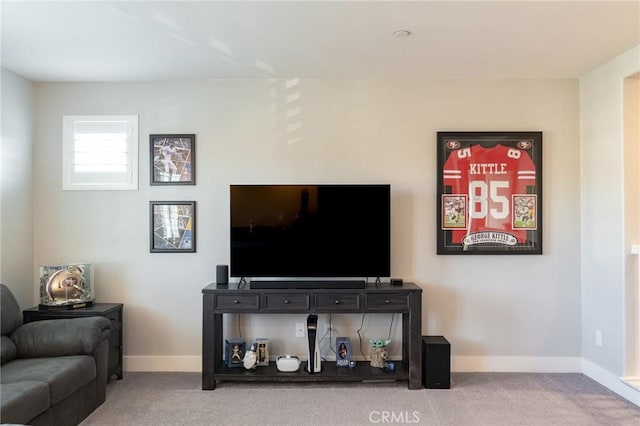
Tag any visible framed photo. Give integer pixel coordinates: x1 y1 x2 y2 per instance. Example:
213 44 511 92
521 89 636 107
149 201 196 253
336 337 351 367
437 131 542 255
225 338 246 368
150 134 195 185
255 338 269 366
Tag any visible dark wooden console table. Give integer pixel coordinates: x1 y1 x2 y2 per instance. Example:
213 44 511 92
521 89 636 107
202 282 422 390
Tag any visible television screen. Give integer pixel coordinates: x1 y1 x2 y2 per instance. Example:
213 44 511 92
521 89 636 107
230 184 391 278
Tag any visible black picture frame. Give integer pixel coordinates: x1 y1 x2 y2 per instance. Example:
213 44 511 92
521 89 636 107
437 131 542 255
149 201 196 253
150 134 195 185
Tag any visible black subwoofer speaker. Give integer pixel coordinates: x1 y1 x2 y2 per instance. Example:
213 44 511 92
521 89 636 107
422 335 451 389
216 265 228 285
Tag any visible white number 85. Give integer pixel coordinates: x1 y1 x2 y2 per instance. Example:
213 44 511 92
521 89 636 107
469 181 509 220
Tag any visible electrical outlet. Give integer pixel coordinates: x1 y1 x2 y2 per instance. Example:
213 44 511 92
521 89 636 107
295 323 305 338
595 330 602 347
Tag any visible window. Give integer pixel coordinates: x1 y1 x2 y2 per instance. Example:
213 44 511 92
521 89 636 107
62 115 138 190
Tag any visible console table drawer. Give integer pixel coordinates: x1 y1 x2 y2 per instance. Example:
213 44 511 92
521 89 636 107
365 293 409 311
264 293 310 311
215 294 260 311
104 309 123 328
316 294 361 312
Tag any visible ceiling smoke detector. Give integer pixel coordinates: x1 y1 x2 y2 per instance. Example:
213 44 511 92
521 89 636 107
393 30 412 38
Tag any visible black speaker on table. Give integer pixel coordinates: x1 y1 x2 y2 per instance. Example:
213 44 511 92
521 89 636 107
422 335 450 389
216 265 228 286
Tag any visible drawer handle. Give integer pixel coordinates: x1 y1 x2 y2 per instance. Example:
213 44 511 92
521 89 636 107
385 300 391 304
233 300 240 304
284 300 290 304
334 300 341 305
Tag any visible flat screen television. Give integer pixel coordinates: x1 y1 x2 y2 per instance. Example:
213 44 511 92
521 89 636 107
230 184 391 280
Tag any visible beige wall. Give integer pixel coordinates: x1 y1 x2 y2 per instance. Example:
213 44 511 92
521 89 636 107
580 45 640 379
32 78 581 369
1 68 34 308
624 73 640 377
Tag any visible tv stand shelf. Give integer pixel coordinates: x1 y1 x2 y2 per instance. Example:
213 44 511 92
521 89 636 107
202 282 423 390
213 361 409 382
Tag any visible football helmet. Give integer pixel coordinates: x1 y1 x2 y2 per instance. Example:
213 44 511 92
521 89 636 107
45 265 88 303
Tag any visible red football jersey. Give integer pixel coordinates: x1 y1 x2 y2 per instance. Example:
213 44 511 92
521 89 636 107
442 144 536 246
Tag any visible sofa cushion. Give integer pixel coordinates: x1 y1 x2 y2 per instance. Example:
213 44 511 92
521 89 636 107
1 284 22 336
12 317 110 358
0 380 50 424
1 356 95 405
1 335 17 365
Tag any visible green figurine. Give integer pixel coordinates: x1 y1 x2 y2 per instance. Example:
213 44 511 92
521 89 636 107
368 338 391 368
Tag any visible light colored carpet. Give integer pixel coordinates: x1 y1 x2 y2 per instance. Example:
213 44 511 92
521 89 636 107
81 372 640 425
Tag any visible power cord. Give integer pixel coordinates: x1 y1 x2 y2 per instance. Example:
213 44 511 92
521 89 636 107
356 312 367 360
318 315 336 357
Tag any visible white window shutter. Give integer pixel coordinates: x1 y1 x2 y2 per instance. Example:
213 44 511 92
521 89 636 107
62 115 138 190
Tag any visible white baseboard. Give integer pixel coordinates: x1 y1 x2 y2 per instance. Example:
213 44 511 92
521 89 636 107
582 359 640 406
125 356 201 372
452 356 582 372
621 377 640 391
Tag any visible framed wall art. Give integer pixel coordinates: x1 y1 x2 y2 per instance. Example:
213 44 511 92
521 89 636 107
150 134 195 185
437 131 542 255
150 201 196 253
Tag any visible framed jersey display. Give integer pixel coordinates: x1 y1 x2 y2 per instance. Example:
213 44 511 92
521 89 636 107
437 131 542 255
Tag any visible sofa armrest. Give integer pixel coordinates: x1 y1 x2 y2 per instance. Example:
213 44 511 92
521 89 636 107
12 317 110 358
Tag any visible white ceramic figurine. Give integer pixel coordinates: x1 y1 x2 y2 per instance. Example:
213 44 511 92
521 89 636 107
243 344 257 369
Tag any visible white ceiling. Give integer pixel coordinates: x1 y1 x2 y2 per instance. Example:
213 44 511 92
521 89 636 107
2 1 639 82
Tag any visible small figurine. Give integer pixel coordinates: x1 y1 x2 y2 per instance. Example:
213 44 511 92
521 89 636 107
230 344 244 366
368 338 391 368
243 344 257 369
256 338 269 366
225 339 246 368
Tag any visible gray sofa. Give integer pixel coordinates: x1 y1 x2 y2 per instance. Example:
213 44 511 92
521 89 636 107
1 283 111 425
